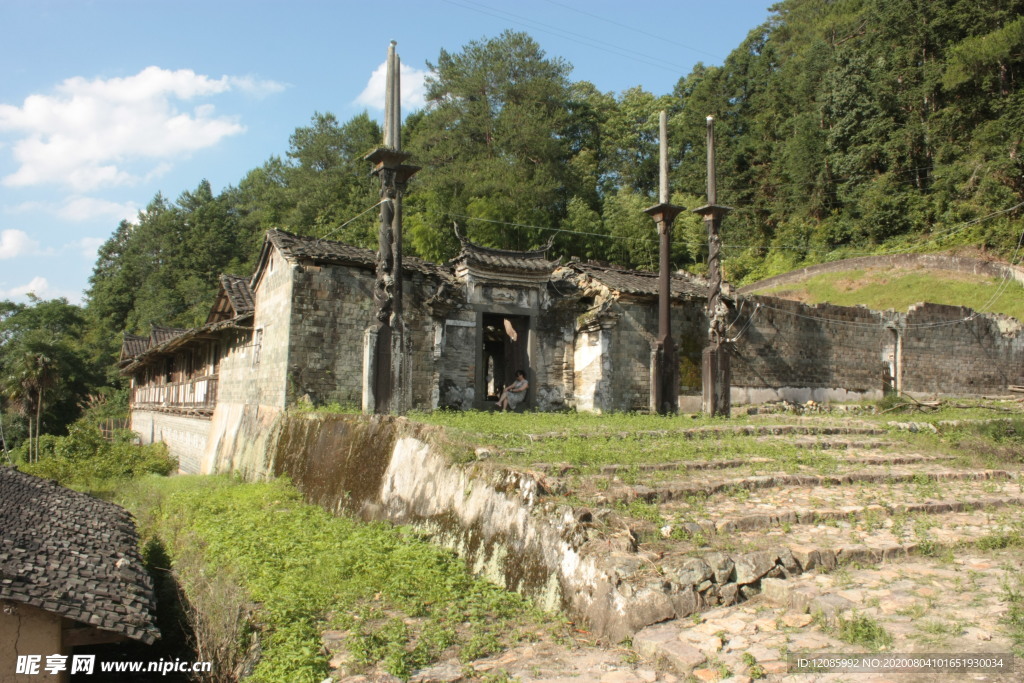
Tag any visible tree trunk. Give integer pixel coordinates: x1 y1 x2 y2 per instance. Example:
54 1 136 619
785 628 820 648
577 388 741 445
35 393 42 463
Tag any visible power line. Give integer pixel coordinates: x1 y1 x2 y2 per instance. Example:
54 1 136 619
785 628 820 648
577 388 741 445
541 0 725 61
441 0 691 75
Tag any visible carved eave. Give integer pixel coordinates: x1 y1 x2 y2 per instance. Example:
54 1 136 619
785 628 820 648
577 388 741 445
451 227 556 288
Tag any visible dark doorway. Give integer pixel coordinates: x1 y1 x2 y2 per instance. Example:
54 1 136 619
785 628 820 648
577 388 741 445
481 314 529 405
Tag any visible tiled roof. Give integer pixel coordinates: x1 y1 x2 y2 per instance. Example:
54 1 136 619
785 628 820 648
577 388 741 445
569 261 708 299
453 230 555 275
266 229 450 279
150 325 188 346
120 334 148 362
0 467 159 644
220 274 254 315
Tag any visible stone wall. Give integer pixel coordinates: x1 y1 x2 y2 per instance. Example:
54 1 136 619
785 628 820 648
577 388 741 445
255 251 296 409
901 303 1024 396
287 262 375 406
217 411 661 641
131 409 211 474
597 297 707 413
729 296 887 403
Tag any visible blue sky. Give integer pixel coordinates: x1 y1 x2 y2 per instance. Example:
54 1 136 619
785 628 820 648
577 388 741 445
0 0 773 304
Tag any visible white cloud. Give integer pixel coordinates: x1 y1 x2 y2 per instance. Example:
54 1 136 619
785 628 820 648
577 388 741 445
0 66 284 191
0 276 82 302
8 196 138 223
0 229 39 259
72 236 106 260
57 196 138 223
354 60 428 112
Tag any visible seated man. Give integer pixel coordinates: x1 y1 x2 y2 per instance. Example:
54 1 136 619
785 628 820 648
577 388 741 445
496 370 528 412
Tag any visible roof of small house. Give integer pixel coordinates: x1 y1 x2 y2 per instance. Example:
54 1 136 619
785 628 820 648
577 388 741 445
150 325 188 346
568 261 709 299
264 228 451 280
0 467 160 644
119 334 149 362
207 274 256 324
451 228 555 275
220 274 255 315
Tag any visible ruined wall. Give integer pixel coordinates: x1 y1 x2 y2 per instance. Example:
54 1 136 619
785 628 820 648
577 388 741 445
286 262 445 410
527 304 576 410
131 409 211 474
729 296 887 403
901 303 1024 396
437 313 477 410
596 297 706 412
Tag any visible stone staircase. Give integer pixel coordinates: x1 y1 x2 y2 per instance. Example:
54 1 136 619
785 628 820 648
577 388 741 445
513 418 1023 681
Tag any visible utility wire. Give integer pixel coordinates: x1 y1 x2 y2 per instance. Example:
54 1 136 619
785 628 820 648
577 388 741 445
541 0 725 60
442 0 692 74
317 200 385 244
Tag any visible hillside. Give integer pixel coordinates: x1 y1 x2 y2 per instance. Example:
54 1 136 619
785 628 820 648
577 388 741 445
742 254 1024 321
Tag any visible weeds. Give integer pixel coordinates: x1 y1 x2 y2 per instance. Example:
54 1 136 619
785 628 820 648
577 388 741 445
835 612 894 651
122 476 545 681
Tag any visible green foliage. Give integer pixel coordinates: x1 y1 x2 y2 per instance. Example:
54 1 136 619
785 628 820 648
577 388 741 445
123 476 539 681
758 269 1024 320
19 420 175 491
834 612 894 651
0 297 102 450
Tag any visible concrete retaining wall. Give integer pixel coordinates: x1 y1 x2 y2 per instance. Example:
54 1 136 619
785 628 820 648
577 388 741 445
131 410 211 475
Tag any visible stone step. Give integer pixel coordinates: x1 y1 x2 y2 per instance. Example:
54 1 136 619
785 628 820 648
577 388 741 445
587 467 1018 506
532 451 956 478
523 423 887 443
786 438 894 450
632 549 1022 681
653 476 1024 536
574 502 1020 643
645 503 1024 572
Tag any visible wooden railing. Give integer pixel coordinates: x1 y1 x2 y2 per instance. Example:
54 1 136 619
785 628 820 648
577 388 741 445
132 376 218 409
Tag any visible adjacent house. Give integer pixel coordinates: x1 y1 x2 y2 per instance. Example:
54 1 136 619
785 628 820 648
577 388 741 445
1 467 159 682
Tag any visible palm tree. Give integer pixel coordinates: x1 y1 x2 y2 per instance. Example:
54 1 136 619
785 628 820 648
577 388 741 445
1 335 60 463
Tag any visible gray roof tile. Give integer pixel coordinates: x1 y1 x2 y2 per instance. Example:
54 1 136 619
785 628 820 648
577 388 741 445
0 467 159 644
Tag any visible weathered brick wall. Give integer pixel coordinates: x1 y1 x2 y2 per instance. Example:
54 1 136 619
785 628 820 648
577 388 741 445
901 304 1024 395
530 307 576 410
214 330 255 405
730 296 886 395
238 248 295 409
287 262 442 409
437 315 477 409
287 263 374 406
602 297 706 412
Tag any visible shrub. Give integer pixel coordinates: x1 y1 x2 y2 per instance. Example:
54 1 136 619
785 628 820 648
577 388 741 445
20 420 175 490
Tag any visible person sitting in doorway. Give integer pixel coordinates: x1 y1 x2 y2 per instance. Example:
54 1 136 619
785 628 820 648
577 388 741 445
497 370 528 412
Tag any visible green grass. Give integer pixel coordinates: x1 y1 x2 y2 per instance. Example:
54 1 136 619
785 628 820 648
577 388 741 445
834 612 894 651
754 268 1024 321
120 476 547 682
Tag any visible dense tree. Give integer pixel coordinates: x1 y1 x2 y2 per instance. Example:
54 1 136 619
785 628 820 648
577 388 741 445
0 298 98 451
406 30 576 259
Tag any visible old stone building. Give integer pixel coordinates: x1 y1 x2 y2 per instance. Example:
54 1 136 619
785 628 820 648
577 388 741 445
121 229 1024 473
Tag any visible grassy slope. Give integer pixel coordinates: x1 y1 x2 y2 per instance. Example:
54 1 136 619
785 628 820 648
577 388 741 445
750 268 1024 321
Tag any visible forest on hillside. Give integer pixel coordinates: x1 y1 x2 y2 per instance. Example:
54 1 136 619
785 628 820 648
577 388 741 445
3 0 1024 445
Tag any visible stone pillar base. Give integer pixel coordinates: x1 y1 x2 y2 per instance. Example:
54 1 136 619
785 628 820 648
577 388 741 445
702 344 731 417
